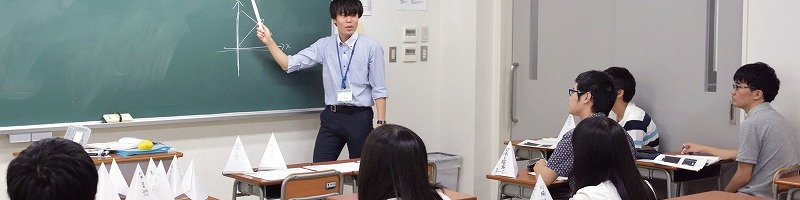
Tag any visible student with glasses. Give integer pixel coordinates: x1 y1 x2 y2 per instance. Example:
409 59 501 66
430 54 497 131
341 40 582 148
681 62 798 198
533 70 636 199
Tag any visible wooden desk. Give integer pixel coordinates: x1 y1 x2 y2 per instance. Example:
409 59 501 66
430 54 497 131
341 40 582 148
774 176 800 199
224 159 360 200
12 151 184 165
636 152 733 198
326 189 476 200
485 168 567 199
120 194 219 200
504 140 554 160
664 191 769 200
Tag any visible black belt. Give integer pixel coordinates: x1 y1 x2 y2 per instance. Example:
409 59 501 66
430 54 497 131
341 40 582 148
327 105 370 113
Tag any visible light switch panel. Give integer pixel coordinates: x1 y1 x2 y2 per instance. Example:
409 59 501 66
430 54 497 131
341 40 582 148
403 45 417 62
420 26 429 43
403 26 418 43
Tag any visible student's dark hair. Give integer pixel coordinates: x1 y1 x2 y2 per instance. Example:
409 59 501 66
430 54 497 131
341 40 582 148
358 124 444 200
572 117 657 200
7 137 98 200
733 62 780 102
575 70 616 116
329 0 363 19
604 67 636 103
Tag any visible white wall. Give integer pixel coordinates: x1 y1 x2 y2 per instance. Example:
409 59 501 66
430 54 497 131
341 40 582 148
744 1 800 147
511 0 617 140
0 1 504 200
511 0 745 153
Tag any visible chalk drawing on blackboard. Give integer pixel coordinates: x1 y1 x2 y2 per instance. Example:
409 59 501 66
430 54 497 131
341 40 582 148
218 0 292 76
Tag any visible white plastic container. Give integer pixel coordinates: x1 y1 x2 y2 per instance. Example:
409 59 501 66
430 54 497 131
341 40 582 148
427 152 462 191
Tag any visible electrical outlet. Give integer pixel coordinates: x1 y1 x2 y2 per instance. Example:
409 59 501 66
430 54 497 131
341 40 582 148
389 47 397 63
420 46 428 62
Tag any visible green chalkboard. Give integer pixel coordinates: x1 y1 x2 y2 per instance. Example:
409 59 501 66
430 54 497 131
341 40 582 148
0 0 329 127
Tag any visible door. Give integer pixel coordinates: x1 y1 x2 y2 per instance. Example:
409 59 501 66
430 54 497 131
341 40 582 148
510 0 742 153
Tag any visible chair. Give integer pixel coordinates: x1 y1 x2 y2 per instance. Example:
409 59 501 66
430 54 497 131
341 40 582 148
280 170 344 200
428 161 438 183
773 164 800 199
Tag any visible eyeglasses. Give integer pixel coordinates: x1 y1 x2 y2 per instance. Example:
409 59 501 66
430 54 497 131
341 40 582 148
568 89 586 97
732 84 757 91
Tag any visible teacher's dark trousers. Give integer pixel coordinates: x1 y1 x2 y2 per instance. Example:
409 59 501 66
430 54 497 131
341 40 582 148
313 105 374 162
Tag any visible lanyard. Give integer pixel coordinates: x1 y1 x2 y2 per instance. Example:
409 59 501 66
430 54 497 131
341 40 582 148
336 38 358 89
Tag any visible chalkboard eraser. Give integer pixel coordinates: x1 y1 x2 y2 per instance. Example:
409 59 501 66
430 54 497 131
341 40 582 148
102 113 134 123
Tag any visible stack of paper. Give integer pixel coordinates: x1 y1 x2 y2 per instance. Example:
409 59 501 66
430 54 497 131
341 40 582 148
640 154 719 171
245 168 314 181
302 162 360 173
528 172 569 181
87 137 145 150
517 138 560 149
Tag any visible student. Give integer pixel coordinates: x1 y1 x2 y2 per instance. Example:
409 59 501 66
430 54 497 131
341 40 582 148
570 116 657 200
604 67 660 150
681 62 798 198
533 70 636 195
357 124 448 200
256 0 388 162
7 138 98 200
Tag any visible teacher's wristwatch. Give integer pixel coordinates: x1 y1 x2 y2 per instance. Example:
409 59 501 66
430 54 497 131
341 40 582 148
376 120 387 125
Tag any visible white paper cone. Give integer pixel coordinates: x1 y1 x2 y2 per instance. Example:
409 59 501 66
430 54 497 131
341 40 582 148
258 133 288 170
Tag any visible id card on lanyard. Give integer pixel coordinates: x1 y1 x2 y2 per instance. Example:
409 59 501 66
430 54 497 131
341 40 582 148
336 38 358 103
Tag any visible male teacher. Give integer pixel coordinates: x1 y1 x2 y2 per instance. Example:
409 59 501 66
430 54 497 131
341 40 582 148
256 0 387 162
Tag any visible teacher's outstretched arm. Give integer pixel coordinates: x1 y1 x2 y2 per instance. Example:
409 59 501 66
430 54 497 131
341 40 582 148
257 24 289 71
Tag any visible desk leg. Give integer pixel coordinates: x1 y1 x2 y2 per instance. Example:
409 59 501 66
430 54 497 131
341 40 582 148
538 150 548 160
351 175 358 193
639 166 674 198
232 180 239 200
255 185 266 200
497 182 506 200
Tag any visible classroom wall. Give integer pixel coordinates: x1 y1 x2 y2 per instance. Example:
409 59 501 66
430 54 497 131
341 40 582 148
744 0 800 150
510 0 617 140
512 0 744 152
0 1 504 199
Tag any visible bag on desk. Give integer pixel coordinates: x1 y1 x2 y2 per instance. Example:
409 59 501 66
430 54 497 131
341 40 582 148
635 149 661 160
113 143 170 156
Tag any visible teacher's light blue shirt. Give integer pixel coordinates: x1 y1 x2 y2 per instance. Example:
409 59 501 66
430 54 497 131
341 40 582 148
286 33 387 107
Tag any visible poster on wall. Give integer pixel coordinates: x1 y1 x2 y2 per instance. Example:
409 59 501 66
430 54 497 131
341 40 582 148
361 0 372 16
397 0 426 11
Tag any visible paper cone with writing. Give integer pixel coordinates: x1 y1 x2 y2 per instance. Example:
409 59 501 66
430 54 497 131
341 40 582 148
126 164 150 200
223 136 254 174
531 175 554 200
109 159 129 196
148 160 175 199
557 114 576 139
258 133 288 170
181 159 208 200
491 142 518 178
166 155 183 196
96 163 122 200
145 158 157 187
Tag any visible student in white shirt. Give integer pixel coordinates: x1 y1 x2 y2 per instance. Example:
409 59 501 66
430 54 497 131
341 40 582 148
570 117 657 200
357 124 449 200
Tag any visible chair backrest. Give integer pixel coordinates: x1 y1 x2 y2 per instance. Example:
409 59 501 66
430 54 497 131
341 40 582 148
280 169 344 200
772 164 800 198
428 161 437 183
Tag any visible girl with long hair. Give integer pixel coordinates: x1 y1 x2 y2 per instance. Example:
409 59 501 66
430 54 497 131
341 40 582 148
571 117 657 200
357 124 446 200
